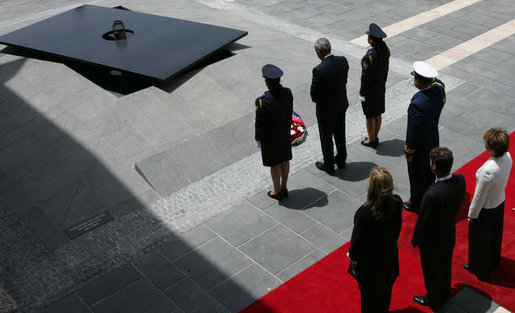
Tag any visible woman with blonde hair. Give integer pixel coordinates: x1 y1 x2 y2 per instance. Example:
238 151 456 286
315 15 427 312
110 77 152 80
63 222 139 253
349 166 402 312
465 127 512 281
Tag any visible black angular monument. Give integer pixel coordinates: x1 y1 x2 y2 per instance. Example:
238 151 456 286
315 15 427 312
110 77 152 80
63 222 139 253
0 5 248 81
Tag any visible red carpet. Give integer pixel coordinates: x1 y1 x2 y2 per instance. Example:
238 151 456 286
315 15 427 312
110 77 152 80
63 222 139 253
241 242 461 313
241 133 515 313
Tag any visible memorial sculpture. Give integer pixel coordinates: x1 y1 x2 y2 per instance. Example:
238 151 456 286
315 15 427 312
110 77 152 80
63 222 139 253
0 5 247 82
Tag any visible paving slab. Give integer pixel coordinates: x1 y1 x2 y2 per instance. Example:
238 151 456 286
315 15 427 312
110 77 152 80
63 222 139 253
76 264 142 306
261 202 317 234
300 223 347 253
239 225 316 275
302 190 360 233
276 248 328 283
279 171 335 210
210 264 282 312
91 278 179 313
205 201 277 247
174 237 252 290
132 250 185 290
42 293 92 313
163 278 224 313
158 224 217 261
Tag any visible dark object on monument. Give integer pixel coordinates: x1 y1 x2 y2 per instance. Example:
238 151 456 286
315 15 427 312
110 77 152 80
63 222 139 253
102 19 134 41
0 5 248 81
112 20 127 40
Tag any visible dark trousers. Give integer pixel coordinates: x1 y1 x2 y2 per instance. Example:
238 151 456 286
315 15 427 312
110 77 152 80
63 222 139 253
468 202 504 281
407 153 434 213
420 243 453 310
360 282 393 313
317 111 347 167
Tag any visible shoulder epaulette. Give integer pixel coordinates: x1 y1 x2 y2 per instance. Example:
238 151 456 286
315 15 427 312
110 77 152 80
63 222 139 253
432 81 444 89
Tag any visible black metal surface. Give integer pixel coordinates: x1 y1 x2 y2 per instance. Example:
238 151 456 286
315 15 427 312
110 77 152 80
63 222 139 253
0 5 247 81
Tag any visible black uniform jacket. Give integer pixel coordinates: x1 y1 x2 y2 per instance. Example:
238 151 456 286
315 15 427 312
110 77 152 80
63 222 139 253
405 79 446 157
411 174 466 248
310 55 349 119
255 88 293 166
349 195 403 288
359 46 388 104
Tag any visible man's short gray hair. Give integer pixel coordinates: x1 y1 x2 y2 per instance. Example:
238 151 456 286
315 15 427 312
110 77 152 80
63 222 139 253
314 38 331 53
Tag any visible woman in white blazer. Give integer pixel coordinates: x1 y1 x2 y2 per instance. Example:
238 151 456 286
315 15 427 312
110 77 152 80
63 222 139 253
465 128 512 281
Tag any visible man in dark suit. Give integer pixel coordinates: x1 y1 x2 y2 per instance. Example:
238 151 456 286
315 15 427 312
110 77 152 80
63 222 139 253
310 38 349 174
404 61 446 213
411 147 466 310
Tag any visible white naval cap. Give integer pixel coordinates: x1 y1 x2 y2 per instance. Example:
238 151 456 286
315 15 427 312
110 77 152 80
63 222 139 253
412 61 439 78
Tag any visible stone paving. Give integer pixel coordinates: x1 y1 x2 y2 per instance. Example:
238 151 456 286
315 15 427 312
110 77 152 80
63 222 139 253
0 0 514 312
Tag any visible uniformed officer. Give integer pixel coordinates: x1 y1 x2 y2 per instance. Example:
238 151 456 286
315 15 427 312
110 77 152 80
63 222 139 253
359 23 390 148
404 61 446 213
255 64 294 201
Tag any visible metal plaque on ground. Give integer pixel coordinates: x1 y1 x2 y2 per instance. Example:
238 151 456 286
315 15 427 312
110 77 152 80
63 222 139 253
64 211 114 239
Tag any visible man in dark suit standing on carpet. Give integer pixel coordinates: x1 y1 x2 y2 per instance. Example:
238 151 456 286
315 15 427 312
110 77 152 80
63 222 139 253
411 147 466 310
310 38 349 174
404 61 446 213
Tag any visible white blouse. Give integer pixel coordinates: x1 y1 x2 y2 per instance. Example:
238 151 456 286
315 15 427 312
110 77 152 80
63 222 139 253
468 152 512 219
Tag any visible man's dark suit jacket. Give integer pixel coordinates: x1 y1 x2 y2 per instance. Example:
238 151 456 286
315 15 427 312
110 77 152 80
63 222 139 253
411 174 465 248
411 174 466 309
310 55 349 118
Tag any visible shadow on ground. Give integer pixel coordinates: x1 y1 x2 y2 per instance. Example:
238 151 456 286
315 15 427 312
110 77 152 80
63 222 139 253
0 57 267 313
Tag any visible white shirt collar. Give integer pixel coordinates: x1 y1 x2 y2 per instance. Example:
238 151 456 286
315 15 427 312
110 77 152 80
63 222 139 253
324 54 333 59
435 173 452 182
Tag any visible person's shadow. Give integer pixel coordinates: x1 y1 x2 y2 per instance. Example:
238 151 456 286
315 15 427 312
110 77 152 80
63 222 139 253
331 161 377 182
376 139 405 157
488 257 515 288
279 188 328 210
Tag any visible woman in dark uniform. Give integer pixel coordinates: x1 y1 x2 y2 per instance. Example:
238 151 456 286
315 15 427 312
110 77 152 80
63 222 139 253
359 23 390 148
349 166 402 313
255 64 293 201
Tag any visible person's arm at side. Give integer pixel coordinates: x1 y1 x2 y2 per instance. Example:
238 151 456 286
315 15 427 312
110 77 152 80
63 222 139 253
310 68 321 103
405 100 422 161
411 194 435 247
359 53 371 100
255 98 266 146
349 207 366 275
468 166 492 220
393 196 403 241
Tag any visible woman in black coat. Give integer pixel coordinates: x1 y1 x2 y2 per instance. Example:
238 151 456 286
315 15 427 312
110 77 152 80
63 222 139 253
349 166 402 313
255 64 293 201
359 23 390 148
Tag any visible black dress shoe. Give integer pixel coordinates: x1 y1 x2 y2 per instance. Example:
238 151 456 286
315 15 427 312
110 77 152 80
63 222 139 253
315 161 335 174
360 137 379 148
267 191 282 201
337 162 346 170
281 189 288 198
413 295 430 307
